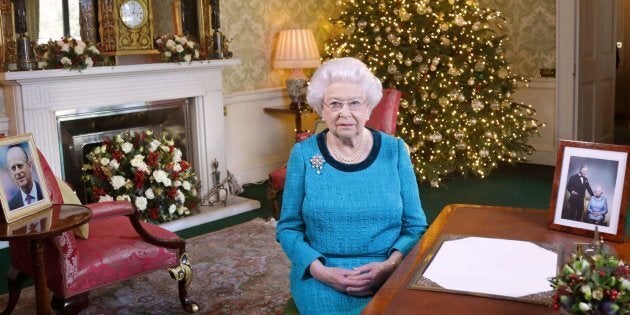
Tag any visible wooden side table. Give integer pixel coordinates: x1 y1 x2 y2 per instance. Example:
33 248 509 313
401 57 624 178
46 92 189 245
0 204 91 315
264 104 312 134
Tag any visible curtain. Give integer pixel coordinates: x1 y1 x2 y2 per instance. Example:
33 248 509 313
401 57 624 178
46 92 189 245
25 0 39 43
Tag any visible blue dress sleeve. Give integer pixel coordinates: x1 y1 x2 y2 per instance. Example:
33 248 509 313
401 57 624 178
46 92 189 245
390 138 428 256
276 142 325 279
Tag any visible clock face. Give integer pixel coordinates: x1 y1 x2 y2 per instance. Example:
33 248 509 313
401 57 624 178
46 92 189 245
119 0 146 29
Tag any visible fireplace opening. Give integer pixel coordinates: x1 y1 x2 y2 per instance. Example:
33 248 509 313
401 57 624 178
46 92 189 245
56 98 195 203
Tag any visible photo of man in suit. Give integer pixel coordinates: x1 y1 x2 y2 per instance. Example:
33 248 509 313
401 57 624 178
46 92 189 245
563 164 594 221
5 145 43 210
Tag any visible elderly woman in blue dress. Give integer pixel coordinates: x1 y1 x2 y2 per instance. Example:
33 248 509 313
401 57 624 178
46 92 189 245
586 185 608 225
276 57 428 314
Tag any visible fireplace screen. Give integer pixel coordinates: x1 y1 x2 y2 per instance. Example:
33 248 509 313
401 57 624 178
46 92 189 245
57 98 194 203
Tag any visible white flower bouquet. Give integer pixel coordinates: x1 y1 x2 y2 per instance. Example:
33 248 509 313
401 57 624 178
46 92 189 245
81 130 199 224
35 37 109 71
154 34 201 63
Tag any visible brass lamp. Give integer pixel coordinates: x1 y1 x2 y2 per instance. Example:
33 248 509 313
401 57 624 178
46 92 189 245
273 29 321 110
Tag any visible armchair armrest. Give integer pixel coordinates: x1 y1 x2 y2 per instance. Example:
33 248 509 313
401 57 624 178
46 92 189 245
84 201 134 222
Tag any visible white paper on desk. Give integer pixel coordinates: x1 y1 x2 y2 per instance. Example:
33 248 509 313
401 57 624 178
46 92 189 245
422 237 558 298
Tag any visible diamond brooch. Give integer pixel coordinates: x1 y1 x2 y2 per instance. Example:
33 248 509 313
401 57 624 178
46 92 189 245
310 154 325 174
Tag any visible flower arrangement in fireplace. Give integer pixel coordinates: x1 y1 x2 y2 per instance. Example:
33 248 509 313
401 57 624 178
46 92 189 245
154 34 201 63
35 37 109 71
81 130 199 224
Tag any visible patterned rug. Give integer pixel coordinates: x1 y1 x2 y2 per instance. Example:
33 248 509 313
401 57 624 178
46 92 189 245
0 219 291 315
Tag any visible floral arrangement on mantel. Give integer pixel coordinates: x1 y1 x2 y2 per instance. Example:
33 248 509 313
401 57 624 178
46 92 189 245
154 34 201 63
34 37 109 71
549 249 630 314
81 130 199 224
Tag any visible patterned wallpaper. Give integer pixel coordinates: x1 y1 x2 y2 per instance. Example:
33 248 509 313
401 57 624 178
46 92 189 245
219 0 340 93
218 0 556 94
480 0 556 78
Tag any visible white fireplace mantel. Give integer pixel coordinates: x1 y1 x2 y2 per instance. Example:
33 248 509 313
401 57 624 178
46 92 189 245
0 60 240 200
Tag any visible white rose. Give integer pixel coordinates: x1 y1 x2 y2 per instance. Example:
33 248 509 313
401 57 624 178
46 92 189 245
161 145 170 152
130 154 145 167
110 175 126 190
88 45 100 54
100 157 110 166
94 146 101 154
76 39 86 48
84 56 94 68
176 190 185 203
122 142 133 153
194 50 199 59
115 135 124 143
134 196 148 211
187 41 195 49
101 145 107 152
166 39 176 49
182 181 191 191
156 38 163 45
149 139 161 152
173 180 181 187
168 204 177 214
164 51 172 58
173 149 182 163
177 206 187 215
173 163 182 172
61 43 70 52
176 45 184 53
74 45 85 55
60 57 72 65
152 170 168 183
109 159 120 170
163 178 172 187
98 194 114 202
145 188 155 199
184 54 191 62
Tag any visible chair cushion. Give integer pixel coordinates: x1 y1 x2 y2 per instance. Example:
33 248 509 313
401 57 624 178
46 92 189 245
269 167 287 191
67 216 179 296
56 178 89 239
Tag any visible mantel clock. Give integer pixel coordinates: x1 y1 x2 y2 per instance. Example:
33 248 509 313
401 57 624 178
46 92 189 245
98 0 158 55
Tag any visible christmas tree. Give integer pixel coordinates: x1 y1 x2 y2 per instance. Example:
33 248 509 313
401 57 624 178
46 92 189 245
324 0 542 187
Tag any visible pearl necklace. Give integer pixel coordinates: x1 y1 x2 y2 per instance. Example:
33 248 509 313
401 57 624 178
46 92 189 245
329 130 368 164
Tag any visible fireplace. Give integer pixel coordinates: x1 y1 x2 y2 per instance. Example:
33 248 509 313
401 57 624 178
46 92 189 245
0 60 260 232
57 98 194 203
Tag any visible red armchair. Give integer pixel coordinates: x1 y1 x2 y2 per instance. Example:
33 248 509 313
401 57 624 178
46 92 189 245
2 150 198 314
267 89 402 219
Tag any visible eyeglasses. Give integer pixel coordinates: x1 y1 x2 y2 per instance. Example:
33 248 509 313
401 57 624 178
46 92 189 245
324 99 366 111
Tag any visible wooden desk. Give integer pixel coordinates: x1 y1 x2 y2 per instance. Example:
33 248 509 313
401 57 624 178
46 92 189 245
0 204 91 315
263 106 312 134
363 204 630 315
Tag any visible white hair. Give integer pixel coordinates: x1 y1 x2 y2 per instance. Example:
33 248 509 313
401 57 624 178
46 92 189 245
306 57 382 116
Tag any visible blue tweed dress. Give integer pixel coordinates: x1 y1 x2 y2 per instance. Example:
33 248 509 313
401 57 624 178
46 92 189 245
276 129 428 314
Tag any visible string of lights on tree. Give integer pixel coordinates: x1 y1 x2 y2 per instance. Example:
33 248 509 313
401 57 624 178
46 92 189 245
324 0 543 187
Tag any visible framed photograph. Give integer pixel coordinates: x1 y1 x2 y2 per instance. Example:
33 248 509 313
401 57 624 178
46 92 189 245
548 140 630 242
0 134 52 223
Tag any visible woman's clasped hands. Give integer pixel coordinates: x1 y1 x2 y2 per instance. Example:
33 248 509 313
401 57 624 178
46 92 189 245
309 253 400 297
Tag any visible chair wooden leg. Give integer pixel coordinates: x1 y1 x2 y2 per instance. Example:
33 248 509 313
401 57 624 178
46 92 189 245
51 292 89 315
168 253 199 313
1 265 28 315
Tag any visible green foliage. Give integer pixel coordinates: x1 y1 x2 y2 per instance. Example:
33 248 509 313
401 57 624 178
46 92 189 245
324 0 542 186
